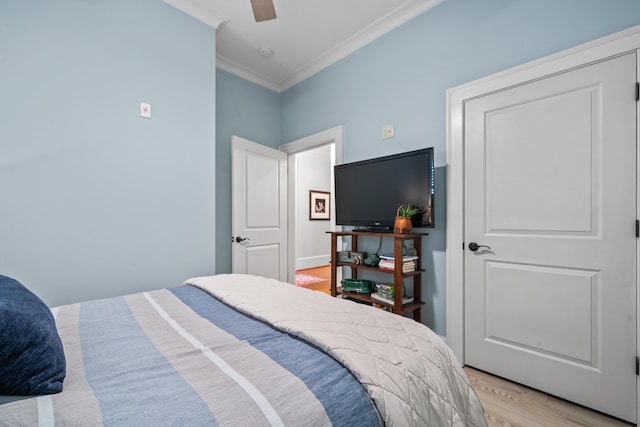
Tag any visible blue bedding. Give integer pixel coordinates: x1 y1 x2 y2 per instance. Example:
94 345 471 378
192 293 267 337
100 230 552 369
0 285 380 426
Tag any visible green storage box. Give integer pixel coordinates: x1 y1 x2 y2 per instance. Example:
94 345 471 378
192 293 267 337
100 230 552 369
340 278 375 293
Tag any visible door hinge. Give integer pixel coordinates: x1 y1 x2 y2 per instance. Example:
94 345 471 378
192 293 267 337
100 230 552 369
636 82 639 101
636 356 639 376
636 220 639 238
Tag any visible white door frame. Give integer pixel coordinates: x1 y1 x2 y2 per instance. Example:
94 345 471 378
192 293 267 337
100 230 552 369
446 25 640 421
279 125 343 283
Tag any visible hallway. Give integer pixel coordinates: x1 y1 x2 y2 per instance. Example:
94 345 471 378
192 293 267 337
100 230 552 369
295 265 330 294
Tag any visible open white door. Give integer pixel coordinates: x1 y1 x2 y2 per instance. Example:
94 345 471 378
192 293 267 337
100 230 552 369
232 136 288 282
464 53 637 422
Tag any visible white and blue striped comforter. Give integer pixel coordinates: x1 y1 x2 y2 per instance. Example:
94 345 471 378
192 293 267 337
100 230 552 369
187 274 487 427
0 283 380 426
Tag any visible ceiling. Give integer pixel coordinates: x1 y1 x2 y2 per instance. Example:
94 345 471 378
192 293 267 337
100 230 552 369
163 0 441 92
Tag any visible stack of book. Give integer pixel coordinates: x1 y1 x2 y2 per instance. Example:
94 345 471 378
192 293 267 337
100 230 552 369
371 293 414 305
377 254 418 272
372 283 414 305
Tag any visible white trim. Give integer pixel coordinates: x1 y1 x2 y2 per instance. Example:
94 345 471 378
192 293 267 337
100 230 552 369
636 47 640 427
296 255 331 271
162 0 229 29
446 24 640 423
216 0 441 92
217 56 283 93
280 126 344 283
278 0 443 91
279 126 343 156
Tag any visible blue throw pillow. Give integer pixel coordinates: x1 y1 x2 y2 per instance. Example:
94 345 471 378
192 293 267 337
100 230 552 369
0 275 66 395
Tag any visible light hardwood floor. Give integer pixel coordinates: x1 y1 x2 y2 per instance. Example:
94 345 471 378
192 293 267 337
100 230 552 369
465 367 632 427
295 265 331 294
297 266 634 427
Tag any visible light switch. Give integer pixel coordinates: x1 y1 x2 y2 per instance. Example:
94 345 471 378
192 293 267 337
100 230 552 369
140 102 151 119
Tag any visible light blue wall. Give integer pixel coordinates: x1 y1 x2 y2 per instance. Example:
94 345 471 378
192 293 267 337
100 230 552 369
280 0 640 335
215 70 282 273
8 0 637 328
0 0 217 306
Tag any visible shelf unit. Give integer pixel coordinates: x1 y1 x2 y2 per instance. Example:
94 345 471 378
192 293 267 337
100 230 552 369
327 230 426 322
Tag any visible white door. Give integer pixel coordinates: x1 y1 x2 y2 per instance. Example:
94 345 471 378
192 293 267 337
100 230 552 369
464 53 637 422
232 136 288 282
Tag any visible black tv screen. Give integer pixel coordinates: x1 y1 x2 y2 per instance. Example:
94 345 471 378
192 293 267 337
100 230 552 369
334 148 434 229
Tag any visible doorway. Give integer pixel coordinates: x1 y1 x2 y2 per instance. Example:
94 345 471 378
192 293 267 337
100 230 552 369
279 126 343 284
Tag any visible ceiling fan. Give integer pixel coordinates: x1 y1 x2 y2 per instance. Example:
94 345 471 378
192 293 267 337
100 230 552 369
251 0 277 22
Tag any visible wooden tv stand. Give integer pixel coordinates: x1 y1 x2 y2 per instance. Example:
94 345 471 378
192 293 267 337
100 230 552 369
327 230 426 322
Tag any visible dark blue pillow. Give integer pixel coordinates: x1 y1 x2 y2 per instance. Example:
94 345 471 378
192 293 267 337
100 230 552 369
0 275 66 395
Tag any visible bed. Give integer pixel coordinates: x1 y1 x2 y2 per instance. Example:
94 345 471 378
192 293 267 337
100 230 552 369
0 273 487 426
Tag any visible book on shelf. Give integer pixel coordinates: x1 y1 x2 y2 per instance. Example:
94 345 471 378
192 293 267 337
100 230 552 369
379 259 416 266
379 265 415 273
371 293 414 305
378 259 416 272
379 253 419 261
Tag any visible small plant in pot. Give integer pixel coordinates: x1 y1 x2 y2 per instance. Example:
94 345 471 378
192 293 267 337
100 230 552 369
394 205 420 234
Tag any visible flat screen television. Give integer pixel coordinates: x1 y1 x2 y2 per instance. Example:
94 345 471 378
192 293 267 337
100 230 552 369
334 147 434 229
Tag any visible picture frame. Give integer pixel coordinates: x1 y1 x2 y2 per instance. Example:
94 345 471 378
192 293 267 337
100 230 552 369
309 190 330 220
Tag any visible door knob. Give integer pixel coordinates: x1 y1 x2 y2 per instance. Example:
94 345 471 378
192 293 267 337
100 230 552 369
234 236 250 243
468 242 491 252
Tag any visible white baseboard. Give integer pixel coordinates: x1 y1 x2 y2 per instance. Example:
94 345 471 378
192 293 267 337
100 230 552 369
296 255 330 271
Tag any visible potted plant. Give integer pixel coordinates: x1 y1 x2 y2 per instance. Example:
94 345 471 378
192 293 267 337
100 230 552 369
394 205 420 234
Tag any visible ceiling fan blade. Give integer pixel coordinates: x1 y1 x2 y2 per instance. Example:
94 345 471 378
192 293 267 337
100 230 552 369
251 0 277 22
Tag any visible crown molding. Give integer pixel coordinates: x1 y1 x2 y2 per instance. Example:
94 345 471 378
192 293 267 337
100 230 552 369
278 0 443 91
216 0 442 93
216 56 283 93
163 0 229 29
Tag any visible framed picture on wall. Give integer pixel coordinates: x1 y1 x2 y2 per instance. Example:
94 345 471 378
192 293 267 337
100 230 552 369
309 190 330 220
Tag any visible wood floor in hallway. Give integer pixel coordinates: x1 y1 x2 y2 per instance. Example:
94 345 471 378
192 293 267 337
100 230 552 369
296 265 331 294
